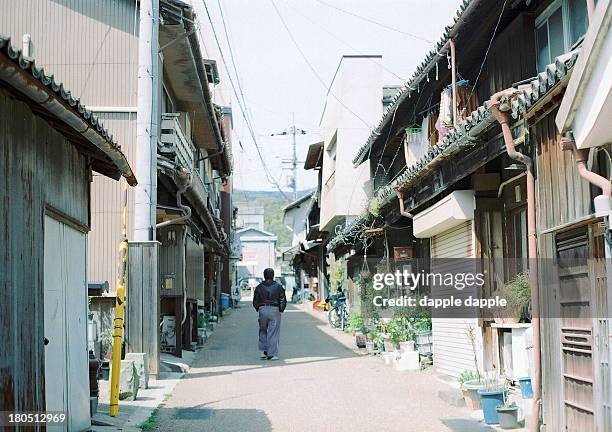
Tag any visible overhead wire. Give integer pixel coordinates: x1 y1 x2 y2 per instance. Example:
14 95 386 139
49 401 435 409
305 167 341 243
314 0 433 44
202 0 291 200
281 0 405 81
268 0 374 130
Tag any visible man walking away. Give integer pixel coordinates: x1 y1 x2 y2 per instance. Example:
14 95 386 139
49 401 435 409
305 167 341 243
253 268 287 360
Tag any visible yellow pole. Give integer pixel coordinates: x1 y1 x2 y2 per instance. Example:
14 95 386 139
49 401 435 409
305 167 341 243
110 180 129 416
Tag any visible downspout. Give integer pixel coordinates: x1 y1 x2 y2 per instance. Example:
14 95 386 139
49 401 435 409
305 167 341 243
395 189 413 219
450 38 457 127
156 170 192 229
560 135 612 210
156 170 193 326
490 91 541 432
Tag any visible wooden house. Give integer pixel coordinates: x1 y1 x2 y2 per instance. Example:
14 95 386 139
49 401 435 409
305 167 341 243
0 36 135 431
326 0 611 430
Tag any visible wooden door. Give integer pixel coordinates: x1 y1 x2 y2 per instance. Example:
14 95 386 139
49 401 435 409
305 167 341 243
555 225 606 431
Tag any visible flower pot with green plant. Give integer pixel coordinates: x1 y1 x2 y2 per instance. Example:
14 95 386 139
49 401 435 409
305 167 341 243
497 272 531 324
458 370 479 410
496 399 520 429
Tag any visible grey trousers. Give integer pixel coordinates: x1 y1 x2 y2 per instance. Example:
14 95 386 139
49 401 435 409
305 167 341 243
258 306 281 357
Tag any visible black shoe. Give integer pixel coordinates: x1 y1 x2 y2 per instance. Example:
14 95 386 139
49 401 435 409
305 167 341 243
260 351 268 360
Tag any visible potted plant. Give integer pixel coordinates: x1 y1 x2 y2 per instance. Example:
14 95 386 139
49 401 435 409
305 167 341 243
458 370 479 410
478 378 508 425
497 272 531 323
496 399 520 429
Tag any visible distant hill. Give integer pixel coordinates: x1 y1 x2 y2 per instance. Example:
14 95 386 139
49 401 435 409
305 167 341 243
233 189 313 203
234 189 314 247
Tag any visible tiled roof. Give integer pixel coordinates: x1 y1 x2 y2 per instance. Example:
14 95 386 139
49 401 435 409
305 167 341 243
328 50 579 252
352 0 477 166
507 50 579 120
0 35 137 186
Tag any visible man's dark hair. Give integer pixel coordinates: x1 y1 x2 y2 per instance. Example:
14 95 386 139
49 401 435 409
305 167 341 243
263 268 274 281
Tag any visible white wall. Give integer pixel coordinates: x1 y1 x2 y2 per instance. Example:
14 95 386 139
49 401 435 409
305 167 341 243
283 201 311 247
319 56 382 232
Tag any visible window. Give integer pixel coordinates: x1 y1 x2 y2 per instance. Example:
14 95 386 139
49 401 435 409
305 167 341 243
535 0 588 72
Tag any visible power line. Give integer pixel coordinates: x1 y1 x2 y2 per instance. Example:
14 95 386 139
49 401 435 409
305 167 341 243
314 0 432 44
281 0 404 81
216 0 255 127
268 0 374 130
202 0 290 200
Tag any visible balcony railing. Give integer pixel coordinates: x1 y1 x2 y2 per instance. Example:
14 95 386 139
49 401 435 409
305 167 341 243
159 113 196 169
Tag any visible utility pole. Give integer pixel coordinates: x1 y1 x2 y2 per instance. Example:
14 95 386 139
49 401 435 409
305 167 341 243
271 112 306 201
134 0 160 241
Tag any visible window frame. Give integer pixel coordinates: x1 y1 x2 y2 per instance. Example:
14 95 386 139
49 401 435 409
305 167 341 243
535 0 587 71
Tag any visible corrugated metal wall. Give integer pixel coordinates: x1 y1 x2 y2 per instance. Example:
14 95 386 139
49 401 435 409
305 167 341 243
0 0 139 107
0 91 89 420
88 113 136 286
0 1 140 286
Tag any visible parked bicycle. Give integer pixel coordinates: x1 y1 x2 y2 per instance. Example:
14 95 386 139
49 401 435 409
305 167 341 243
327 288 348 331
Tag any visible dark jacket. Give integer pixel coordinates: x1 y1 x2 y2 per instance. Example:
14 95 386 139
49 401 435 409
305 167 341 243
253 280 287 312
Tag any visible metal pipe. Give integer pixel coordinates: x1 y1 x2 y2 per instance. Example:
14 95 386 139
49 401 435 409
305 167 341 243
587 0 596 20
395 189 414 219
156 170 193 229
450 38 457 126
490 90 541 432
497 172 527 198
560 134 612 198
109 180 129 417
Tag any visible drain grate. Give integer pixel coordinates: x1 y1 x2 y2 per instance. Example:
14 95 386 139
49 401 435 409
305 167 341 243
174 408 213 420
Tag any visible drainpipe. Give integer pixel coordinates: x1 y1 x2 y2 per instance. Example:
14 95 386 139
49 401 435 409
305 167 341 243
395 189 413 219
450 38 457 126
490 91 541 432
156 170 192 229
559 135 612 212
156 170 193 327
587 0 595 21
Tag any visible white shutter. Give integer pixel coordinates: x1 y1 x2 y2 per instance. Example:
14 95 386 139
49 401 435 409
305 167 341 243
430 220 481 378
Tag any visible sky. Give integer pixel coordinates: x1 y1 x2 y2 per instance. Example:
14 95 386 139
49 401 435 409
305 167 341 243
198 0 463 194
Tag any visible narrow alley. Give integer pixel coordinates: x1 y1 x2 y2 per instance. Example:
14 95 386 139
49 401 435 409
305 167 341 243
153 301 490 432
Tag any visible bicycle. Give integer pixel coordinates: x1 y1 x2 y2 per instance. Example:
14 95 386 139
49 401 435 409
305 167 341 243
327 290 348 331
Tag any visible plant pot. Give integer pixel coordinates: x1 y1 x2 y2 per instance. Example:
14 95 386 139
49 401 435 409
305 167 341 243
383 340 395 352
461 379 492 410
355 333 367 349
382 352 394 366
415 331 433 355
497 405 519 429
100 366 110 381
478 389 506 425
399 341 415 353
365 341 375 354
518 377 533 399
461 387 481 411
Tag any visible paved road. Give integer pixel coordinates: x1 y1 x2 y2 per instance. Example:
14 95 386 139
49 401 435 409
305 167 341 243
155 301 492 432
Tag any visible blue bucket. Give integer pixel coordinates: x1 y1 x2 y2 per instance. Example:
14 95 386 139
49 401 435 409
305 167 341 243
478 389 506 424
518 377 533 399
221 293 230 310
